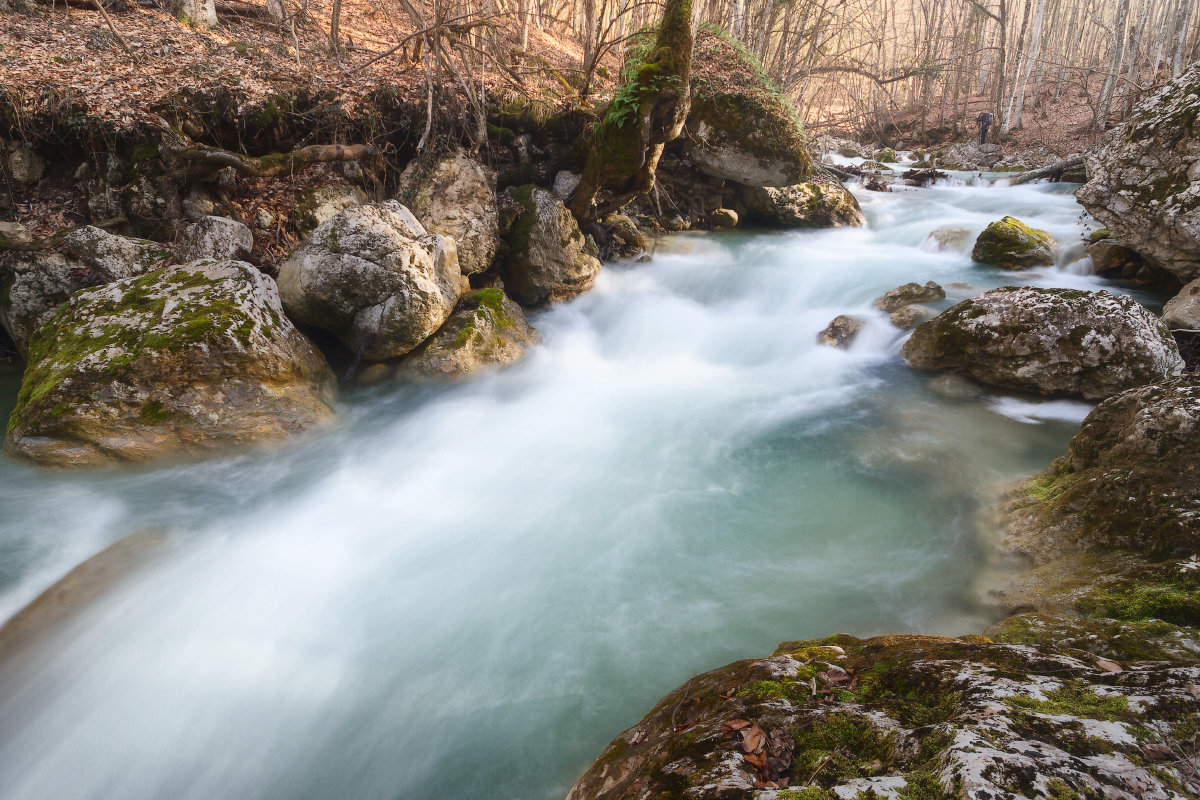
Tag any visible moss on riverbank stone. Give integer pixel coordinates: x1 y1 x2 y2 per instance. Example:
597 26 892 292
971 216 1056 269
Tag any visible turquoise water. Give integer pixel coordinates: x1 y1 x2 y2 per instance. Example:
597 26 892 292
0 178 1135 800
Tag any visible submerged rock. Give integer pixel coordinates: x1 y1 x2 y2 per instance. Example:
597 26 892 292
397 148 499 276
873 281 945 312
971 216 1056 269
175 215 254 263
400 288 540 378
4 261 335 468
817 315 862 348
1076 62 1200 282
500 185 601 306
740 179 865 228
922 226 971 253
278 201 465 361
888 304 934 329
0 226 171 353
566 632 1200 800
902 287 1183 400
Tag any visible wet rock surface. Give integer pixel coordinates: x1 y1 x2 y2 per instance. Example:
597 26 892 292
400 288 540 378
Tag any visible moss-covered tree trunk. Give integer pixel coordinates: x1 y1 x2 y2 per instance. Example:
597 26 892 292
566 0 695 224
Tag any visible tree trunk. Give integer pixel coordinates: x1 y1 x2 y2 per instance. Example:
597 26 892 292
568 0 695 224
330 0 342 52
175 0 217 28
1095 0 1130 128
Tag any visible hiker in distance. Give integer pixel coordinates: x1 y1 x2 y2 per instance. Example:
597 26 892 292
975 110 994 145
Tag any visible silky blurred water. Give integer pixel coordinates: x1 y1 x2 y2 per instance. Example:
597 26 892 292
0 177 1141 800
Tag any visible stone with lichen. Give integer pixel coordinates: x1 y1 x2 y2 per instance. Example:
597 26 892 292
400 288 540 378
970 216 1056 269
4 260 335 468
501 185 601 306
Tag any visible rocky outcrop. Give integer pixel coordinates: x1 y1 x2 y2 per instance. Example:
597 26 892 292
566 632 1200 800
937 142 1001 170
400 289 540 378
501 185 601 306
971 216 1056 269
739 179 865 228
4 261 335 468
278 201 465 361
873 281 945 312
902 287 1183 400
1163 278 1200 330
0 226 171 353
1077 63 1200 282
175 216 254 263
396 148 499 276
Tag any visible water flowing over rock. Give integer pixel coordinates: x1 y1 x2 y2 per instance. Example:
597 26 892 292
971 216 1056 269
396 148 499 276
922 226 972 253
278 201 465 361
739 179 865 228
1163 278 1200 330
500 185 601 306
400 289 540 378
0 226 171 353
565 633 1200 800
902 287 1183 400
175 216 254 263
1076 62 1200 282
4 261 335 468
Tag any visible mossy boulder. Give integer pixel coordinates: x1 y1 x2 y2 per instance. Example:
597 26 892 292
1005 375 1200 559
684 28 813 188
902 287 1184 400
873 147 899 163
278 201 465 361
971 216 1056 269
400 289 541 378
4 261 335 468
739 179 865 228
566 632 1199 800
396 147 499 276
0 226 171 354
873 281 945 313
500 185 601 306
1077 62 1200 281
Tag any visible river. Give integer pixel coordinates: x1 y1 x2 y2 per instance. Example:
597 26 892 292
0 173 1151 800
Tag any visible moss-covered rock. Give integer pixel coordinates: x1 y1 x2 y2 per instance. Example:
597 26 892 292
4 261 335 468
971 216 1056 269
1077 62 1200 282
873 148 899 163
739 179 864 228
399 288 540 378
683 27 812 188
278 201 465 361
566 632 1199 800
0 226 172 354
902 287 1183 400
500 185 601 306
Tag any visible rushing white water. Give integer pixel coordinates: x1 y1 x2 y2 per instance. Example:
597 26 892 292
0 176 1156 800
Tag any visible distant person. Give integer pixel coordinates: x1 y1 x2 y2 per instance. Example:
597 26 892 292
975 111 994 145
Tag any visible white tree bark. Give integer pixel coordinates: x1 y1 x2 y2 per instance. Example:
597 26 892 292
175 0 217 28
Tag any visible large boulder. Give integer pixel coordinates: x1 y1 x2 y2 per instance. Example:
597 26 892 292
566 632 1198 800
4 261 335 468
739 179 865 228
175 216 254 263
1008 375 1200 559
0 226 171 353
1163 278 1200 329
278 201 465 361
500 185 601 306
683 28 813 187
396 148 499 276
971 216 1056 269
400 289 540 378
1077 63 1200 282
902 287 1183 400
292 184 369 234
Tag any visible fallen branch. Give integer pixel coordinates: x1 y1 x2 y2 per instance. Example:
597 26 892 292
92 0 139 64
166 143 375 178
1007 154 1086 185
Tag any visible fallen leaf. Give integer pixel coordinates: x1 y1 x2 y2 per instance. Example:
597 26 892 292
741 724 766 754
743 751 767 768
1142 743 1173 760
721 719 752 731
1095 658 1123 673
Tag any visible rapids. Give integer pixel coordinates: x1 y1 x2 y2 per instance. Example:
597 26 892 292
0 175 1153 800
